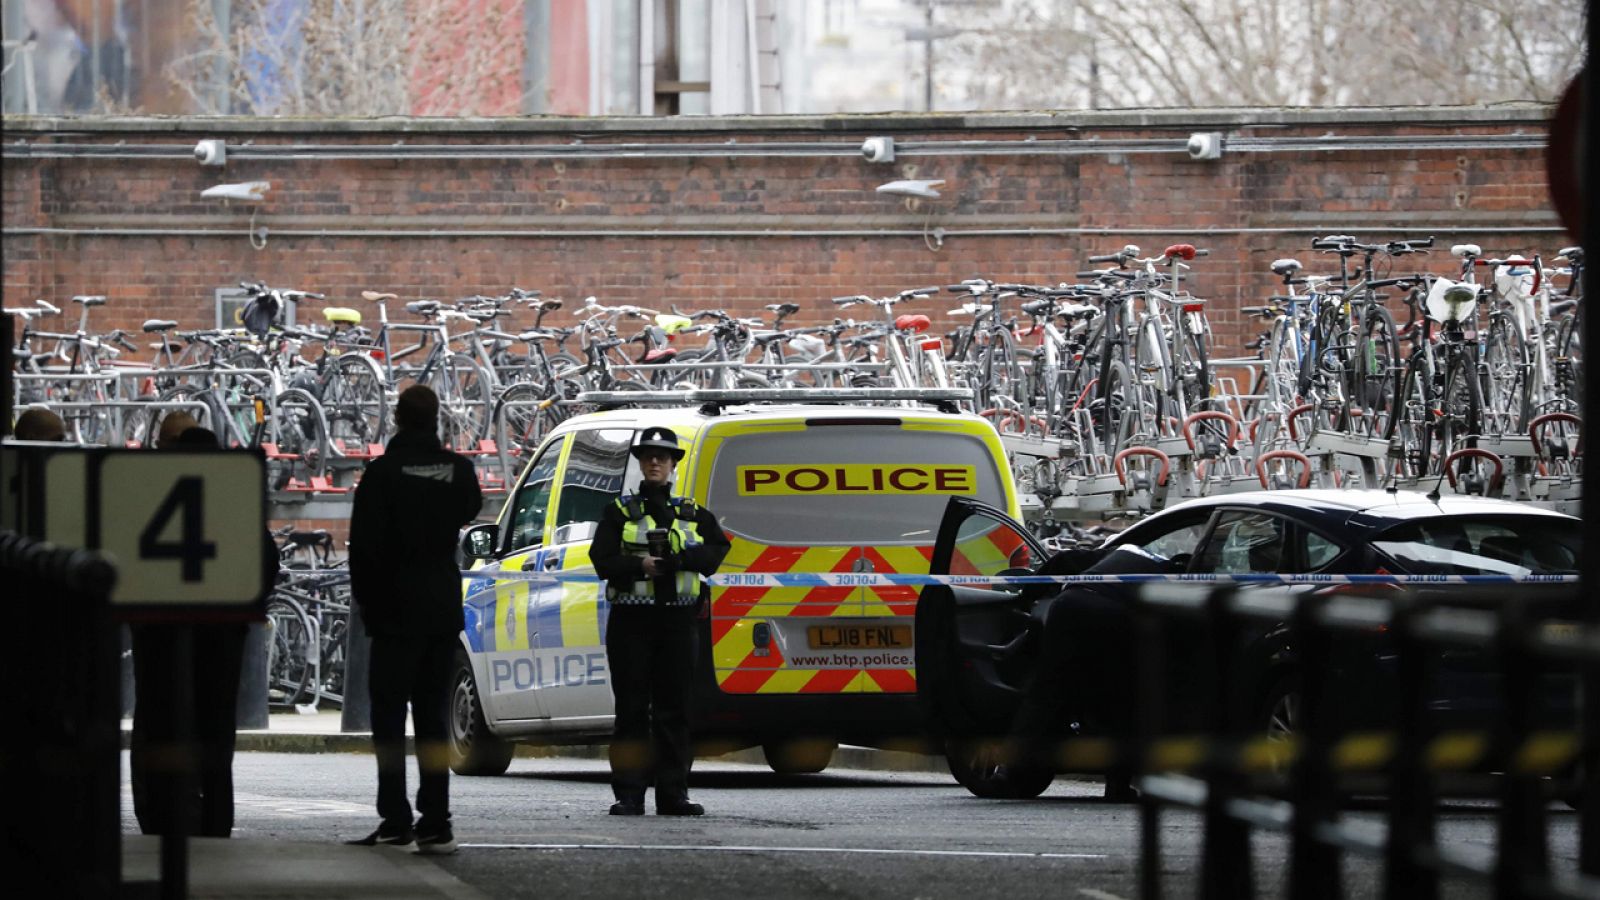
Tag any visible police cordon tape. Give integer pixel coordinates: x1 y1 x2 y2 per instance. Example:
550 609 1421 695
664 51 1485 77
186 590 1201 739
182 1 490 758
443 571 1578 587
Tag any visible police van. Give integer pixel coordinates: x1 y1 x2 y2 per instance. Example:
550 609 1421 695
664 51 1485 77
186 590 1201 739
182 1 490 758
451 388 1021 775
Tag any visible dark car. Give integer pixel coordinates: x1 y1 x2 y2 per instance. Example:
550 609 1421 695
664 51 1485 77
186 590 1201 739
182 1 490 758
915 489 1581 798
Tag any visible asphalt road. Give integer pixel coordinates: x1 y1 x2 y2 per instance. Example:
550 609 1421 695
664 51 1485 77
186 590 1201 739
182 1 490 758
121 752 1584 899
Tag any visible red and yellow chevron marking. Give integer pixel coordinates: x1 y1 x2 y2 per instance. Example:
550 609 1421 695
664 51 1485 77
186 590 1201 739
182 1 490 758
950 522 1031 577
711 536 928 696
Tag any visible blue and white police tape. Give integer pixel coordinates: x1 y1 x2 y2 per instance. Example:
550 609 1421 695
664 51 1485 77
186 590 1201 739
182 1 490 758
456 570 1577 587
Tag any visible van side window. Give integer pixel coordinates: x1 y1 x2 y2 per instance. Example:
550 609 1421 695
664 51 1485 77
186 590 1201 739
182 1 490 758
553 429 633 543
506 437 567 552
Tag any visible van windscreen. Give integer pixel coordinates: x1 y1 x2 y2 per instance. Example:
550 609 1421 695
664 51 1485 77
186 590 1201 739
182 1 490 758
705 425 1005 545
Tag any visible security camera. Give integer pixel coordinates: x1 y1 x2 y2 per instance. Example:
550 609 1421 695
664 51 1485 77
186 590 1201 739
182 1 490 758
195 139 227 167
861 136 895 164
1185 132 1223 161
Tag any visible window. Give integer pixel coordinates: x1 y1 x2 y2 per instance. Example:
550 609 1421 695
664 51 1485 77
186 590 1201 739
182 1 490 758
705 426 1006 545
1192 511 1289 575
1092 509 1213 573
1371 515 1580 576
505 437 566 551
552 429 632 543
1303 529 1344 571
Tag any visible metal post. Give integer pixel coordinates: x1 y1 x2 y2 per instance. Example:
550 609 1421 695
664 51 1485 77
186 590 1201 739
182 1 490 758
236 621 271 729
1383 596 1439 900
1200 587 1252 900
1288 593 1340 900
1136 593 1165 900
340 604 372 732
1494 603 1549 899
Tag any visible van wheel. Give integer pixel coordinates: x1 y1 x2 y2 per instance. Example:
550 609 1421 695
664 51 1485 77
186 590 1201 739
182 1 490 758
449 649 514 776
763 739 836 775
945 737 1054 799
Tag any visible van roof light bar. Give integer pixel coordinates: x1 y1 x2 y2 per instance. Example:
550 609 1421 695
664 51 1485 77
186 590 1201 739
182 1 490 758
574 387 974 415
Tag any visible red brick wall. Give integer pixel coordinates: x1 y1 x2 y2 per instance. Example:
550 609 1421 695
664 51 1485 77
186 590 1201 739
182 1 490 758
2 109 1565 361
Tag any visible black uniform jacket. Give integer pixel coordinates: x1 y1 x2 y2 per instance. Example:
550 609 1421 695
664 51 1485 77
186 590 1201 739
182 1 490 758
349 428 483 638
590 481 731 603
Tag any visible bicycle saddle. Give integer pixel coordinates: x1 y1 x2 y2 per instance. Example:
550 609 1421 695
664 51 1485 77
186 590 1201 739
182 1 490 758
405 300 441 315
361 291 399 302
72 295 107 306
142 319 178 333
1270 258 1302 276
322 307 362 325
894 314 932 333
766 303 801 316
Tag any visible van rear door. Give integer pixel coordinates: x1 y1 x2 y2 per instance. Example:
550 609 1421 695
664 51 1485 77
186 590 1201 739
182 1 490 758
696 414 1014 697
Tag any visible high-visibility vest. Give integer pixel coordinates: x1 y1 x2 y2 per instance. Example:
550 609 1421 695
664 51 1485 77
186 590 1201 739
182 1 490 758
607 494 706 606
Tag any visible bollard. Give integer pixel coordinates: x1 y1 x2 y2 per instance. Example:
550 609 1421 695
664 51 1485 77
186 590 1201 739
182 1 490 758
340 606 372 733
235 621 271 730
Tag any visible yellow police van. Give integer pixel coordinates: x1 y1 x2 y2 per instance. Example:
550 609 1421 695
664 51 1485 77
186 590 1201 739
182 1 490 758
451 388 1021 775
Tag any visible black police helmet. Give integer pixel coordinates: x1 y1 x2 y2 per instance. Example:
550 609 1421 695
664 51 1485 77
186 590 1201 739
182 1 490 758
631 426 685 461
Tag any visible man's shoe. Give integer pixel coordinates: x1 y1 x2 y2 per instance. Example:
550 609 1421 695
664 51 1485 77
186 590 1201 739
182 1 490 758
609 800 645 816
346 823 415 847
414 824 458 855
656 798 704 816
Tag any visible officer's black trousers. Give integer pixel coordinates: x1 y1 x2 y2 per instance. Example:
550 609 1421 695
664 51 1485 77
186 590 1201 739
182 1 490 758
130 622 247 837
606 604 698 804
369 634 455 830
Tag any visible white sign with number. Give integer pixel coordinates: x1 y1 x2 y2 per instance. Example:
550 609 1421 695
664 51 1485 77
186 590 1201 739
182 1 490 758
97 452 265 606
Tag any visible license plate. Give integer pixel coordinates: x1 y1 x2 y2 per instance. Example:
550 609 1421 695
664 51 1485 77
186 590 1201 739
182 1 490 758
807 623 912 650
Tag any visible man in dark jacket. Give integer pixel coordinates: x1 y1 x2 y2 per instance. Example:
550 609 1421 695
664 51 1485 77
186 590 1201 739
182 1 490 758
347 385 482 853
590 426 729 816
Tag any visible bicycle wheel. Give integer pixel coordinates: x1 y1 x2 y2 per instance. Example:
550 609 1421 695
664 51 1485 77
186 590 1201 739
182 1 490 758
1133 319 1172 435
321 354 388 449
1354 307 1400 435
493 381 551 461
1176 313 1211 414
265 596 316 707
271 388 330 488
1096 359 1134 453
428 352 491 450
1555 311 1583 412
1480 314 1530 433
1434 350 1484 464
1263 317 1302 413
1387 358 1433 478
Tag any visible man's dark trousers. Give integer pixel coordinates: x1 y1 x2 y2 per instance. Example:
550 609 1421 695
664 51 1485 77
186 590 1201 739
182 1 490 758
370 634 456 829
130 622 247 837
606 604 697 803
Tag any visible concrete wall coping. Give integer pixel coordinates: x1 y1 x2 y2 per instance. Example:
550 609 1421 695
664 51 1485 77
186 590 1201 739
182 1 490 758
0 104 1553 137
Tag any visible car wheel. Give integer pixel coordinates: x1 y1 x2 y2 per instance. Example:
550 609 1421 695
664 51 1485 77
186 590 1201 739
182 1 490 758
944 737 1054 799
448 648 514 776
1258 673 1302 775
762 739 837 775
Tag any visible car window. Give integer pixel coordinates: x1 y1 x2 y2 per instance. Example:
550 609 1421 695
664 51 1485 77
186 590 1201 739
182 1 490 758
552 428 632 543
505 437 566 552
1192 511 1289 574
947 508 1042 594
1094 509 1212 573
1303 529 1344 571
1371 515 1580 575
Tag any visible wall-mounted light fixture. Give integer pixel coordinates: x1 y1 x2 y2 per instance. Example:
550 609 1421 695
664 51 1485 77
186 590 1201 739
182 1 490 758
201 181 272 249
875 179 947 251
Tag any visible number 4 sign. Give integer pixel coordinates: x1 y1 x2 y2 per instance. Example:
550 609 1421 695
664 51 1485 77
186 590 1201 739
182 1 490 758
93 450 267 609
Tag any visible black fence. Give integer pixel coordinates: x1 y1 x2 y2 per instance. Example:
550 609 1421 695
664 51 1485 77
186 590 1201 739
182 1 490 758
0 529 120 895
1130 582 1599 900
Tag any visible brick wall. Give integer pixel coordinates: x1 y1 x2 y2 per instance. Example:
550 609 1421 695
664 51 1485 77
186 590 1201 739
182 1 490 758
1 107 1566 361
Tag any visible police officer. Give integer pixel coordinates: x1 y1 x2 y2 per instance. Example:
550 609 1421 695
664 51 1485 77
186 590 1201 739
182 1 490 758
591 426 729 816
347 385 482 853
